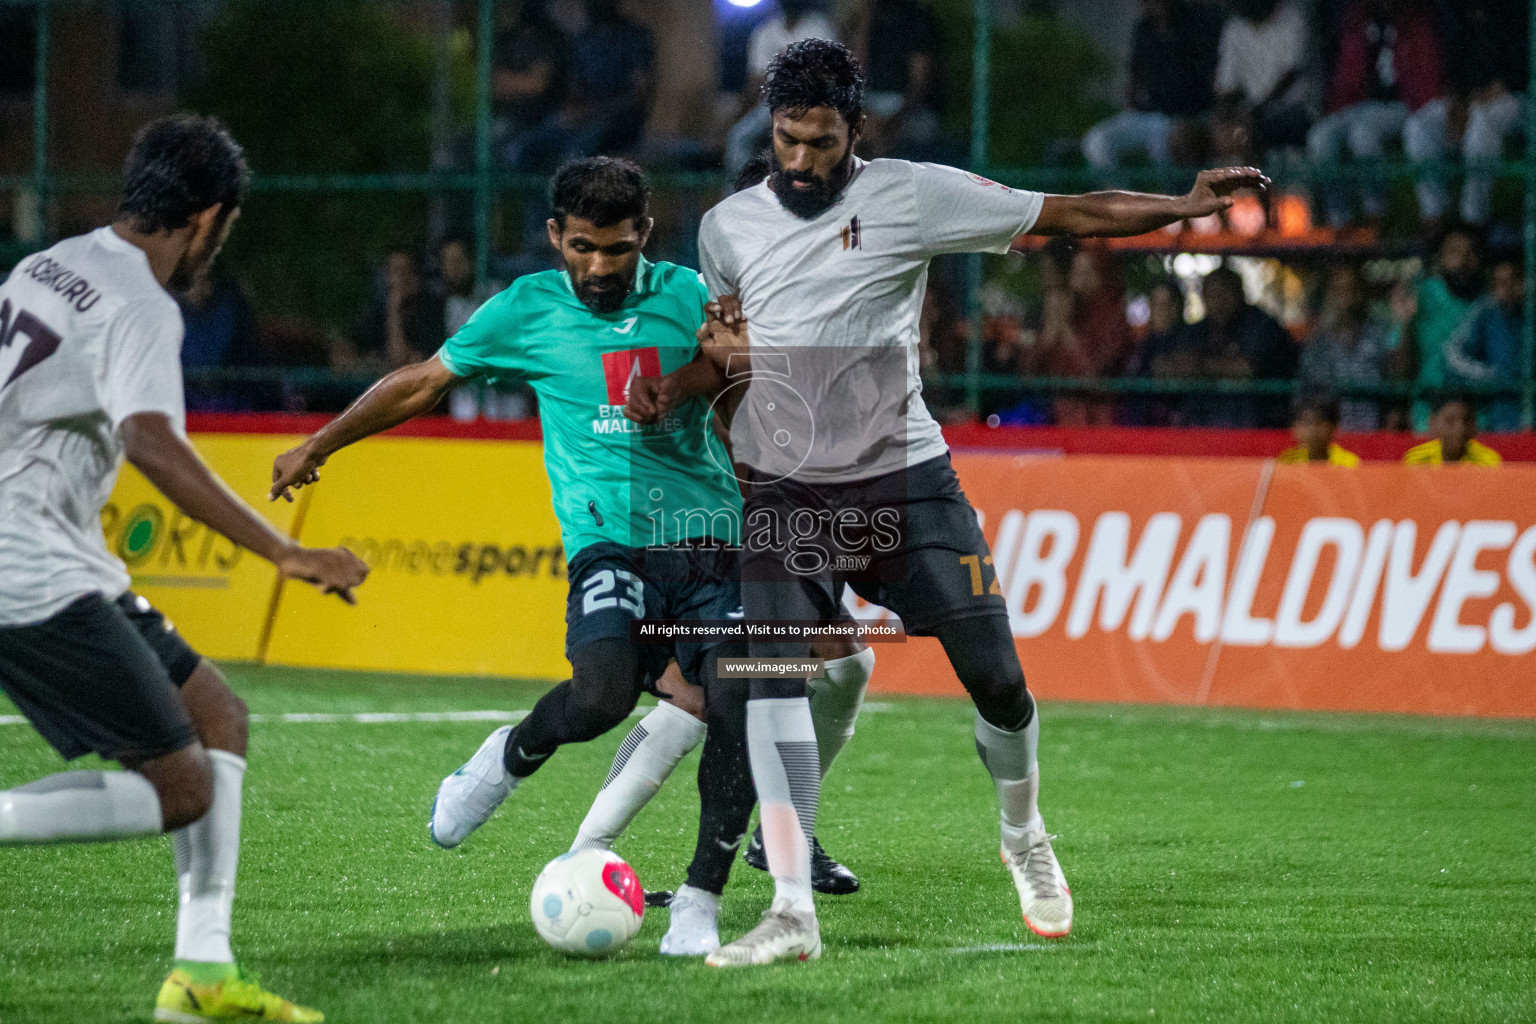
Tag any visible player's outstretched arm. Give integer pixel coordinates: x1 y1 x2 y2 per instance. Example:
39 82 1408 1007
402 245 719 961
123 412 369 603
1030 167 1270 238
270 354 462 502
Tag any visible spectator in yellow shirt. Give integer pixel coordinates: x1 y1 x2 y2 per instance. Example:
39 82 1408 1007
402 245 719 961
1279 394 1360 466
1403 394 1503 466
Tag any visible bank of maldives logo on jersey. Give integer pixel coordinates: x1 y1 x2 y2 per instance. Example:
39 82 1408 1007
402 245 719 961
601 346 661 404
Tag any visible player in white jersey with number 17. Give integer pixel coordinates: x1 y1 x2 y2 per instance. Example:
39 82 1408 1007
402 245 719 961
0 114 368 1022
636 39 1268 965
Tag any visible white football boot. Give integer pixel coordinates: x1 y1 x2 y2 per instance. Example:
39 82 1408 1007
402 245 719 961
705 901 821 966
429 725 518 848
1002 826 1073 938
658 884 721 956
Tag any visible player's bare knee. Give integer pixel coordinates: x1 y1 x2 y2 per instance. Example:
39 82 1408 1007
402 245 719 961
167 753 214 830
653 661 706 720
181 661 249 756
664 682 706 721
221 687 250 752
141 744 214 830
812 637 864 661
212 685 250 753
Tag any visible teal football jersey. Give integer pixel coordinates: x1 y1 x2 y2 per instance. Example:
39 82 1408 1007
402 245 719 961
438 258 741 557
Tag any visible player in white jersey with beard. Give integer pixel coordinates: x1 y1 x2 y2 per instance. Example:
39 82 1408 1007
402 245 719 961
656 39 1267 965
0 114 367 1021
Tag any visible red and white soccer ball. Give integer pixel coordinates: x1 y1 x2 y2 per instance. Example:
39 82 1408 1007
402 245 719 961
530 849 645 956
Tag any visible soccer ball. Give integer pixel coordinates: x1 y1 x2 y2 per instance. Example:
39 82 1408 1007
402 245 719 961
529 849 645 956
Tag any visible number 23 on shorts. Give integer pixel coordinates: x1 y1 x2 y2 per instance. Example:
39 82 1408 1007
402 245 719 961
582 569 645 616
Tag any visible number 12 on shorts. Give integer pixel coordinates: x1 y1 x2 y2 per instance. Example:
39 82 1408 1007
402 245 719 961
959 555 1002 597
583 569 645 616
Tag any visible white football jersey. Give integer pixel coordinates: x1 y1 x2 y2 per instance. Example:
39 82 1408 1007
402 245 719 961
0 227 185 625
699 158 1043 484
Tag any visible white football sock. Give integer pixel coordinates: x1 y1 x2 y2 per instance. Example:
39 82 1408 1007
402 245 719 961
997 768 1044 850
0 770 162 845
807 647 874 777
746 697 819 914
974 710 1045 851
571 701 705 852
173 750 245 964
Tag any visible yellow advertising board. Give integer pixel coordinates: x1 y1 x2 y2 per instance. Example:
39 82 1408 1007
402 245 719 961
263 437 570 680
102 433 305 660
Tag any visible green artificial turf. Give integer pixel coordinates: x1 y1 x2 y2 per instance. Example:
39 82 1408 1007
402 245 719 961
1 665 1533 1023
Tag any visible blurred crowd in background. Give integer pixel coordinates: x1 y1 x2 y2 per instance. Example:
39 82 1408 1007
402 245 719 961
485 0 951 172
1084 0 1526 231
475 0 1530 230
0 0 1529 426
918 224 1525 432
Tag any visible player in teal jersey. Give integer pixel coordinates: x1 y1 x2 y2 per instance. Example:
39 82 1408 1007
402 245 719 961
268 158 865 954
438 245 742 560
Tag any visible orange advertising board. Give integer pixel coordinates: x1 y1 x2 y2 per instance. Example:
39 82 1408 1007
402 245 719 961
867 455 1536 718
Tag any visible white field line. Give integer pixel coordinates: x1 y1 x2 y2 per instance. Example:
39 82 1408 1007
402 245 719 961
0 712 531 727
248 710 529 724
0 703 899 728
945 943 1058 953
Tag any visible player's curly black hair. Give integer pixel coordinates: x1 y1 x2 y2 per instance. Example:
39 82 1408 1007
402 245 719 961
550 156 651 231
117 113 248 234
763 38 866 128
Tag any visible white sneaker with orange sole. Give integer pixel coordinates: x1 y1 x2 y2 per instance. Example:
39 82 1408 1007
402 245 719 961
1002 830 1072 938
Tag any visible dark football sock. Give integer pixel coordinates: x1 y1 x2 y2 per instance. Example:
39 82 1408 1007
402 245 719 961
684 646 757 895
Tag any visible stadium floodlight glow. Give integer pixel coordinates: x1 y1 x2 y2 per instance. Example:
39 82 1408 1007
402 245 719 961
726 0 767 7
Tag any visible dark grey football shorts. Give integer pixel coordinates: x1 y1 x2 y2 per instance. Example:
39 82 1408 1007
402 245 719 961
0 591 202 763
739 452 1009 651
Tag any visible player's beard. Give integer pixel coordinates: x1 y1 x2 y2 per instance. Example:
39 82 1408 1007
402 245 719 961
769 144 855 220
574 269 634 313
